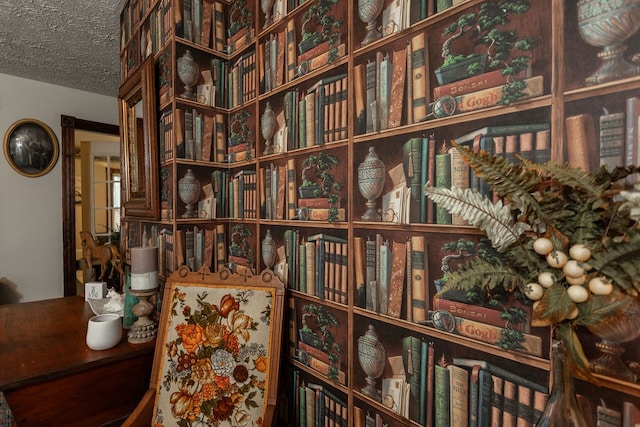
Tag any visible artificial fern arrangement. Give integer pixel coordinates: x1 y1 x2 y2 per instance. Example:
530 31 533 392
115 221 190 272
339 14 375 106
425 143 640 379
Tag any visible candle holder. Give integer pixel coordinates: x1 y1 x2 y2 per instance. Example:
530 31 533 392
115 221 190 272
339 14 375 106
127 287 159 344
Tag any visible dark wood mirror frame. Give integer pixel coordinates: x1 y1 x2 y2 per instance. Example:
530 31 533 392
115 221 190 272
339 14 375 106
61 116 119 297
118 55 159 221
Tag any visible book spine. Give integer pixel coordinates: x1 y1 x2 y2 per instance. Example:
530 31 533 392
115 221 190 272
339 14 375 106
387 240 406 318
354 237 367 309
515 384 532 427
354 63 367 135
432 297 530 332
307 354 346 384
625 97 640 185
502 379 517 427
304 242 316 296
298 340 332 365
434 364 451 427
286 158 297 220
454 75 543 113
410 235 427 322
449 146 470 225
213 1 225 52
449 365 469 427
410 32 428 123
435 152 452 224
286 19 296 82
365 238 376 312
388 47 407 129
434 68 513 99
454 317 543 357
565 113 598 173
366 60 376 134
378 241 391 315
419 340 428 425
287 296 297 357
478 369 493 427
491 375 504 425
599 112 626 172
215 224 226 270
403 336 422 423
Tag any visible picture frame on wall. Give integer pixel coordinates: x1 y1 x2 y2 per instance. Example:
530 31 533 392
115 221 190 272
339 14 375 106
3 118 59 177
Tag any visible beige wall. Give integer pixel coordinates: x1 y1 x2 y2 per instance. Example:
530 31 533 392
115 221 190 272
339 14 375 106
0 73 118 302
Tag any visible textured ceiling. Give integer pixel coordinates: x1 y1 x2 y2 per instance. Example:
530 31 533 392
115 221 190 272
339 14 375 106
0 0 124 97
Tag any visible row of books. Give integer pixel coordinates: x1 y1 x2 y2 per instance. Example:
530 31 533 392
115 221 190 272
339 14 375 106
288 369 348 427
227 50 256 108
268 74 349 156
277 232 348 305
158 109 226 163
566 96 640 184
138 0 172 61
354 235 427 322
403 336 549 427
175 0 226 52
435 123 550 224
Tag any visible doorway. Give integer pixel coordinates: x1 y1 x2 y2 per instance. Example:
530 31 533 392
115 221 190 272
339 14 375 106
61 116 119 296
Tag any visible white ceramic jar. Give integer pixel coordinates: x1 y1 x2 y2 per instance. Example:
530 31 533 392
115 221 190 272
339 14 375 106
86 313 122 350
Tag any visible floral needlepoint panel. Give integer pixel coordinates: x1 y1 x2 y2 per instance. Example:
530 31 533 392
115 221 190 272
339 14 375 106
153 284 276 427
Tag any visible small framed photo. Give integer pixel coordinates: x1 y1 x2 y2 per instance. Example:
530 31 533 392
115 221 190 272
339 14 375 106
3 119 59 177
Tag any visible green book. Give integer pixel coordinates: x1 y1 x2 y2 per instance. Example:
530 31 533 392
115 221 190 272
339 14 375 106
299 98 307 148
403 336 423 423
434 364 451 427
403 137 423 223
436 0 452 12
435 152 452 225
299 243 307 293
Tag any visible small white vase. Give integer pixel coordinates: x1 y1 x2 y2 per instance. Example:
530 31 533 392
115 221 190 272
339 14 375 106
86 313 122 351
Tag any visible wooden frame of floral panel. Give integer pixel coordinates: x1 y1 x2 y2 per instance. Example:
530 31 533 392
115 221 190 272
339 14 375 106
122 266 285 427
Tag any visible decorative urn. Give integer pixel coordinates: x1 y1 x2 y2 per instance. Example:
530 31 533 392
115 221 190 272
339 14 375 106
178 169 201 218
261 102 276 155
176 50 200 100
577 0 640 85
357 0 383 46
261 229 277 270
261 0 276 28
357 147 385 221
357 325 385 402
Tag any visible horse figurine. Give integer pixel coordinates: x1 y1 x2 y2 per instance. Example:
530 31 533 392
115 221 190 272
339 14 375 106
80 231 124 281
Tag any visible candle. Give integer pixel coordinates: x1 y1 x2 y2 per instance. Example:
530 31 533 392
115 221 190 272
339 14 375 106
130 246 159 290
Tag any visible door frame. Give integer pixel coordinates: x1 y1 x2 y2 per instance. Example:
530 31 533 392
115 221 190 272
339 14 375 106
61 115 119 296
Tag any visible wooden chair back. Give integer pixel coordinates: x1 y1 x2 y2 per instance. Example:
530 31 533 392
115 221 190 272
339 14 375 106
123 266 285 426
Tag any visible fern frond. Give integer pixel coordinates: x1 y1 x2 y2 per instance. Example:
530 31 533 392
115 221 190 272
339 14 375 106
442 257 524 293
535 161 608 200
424 183 530 252
453 144 544 215
589 233 640 294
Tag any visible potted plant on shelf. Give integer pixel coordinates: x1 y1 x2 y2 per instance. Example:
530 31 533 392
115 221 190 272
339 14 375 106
298 303 342 382
435 0 537 105
434 238 531 351
298 0 342 55
298 152 343 221
425 144 640 382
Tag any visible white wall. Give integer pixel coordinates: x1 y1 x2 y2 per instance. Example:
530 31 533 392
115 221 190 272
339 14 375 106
0 73 118 302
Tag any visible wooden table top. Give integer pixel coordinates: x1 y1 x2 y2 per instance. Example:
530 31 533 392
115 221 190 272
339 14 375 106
0 296 155 391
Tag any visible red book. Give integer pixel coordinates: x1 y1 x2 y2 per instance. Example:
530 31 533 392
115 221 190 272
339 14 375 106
298 197 334 209
433 68 513 99
298 40 331 63
432 297 531 333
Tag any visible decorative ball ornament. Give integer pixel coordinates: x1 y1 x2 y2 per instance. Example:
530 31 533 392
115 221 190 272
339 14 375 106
431 95 457 118
533 237 554 255
538 272 556 288
569 244 592 262
588 277 614 295
524 283 544 300
567 285 590 303
546 250 568 268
